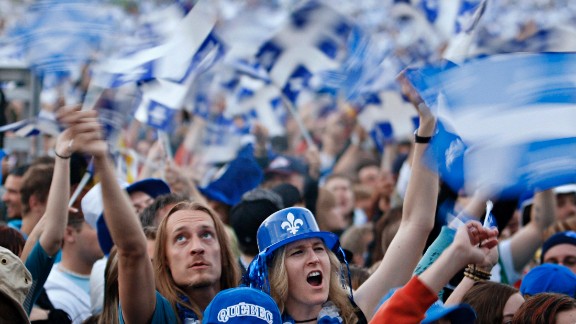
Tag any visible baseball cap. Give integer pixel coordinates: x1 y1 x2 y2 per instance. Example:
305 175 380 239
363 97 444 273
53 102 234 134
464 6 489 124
0 246 32 323
541 231 576 263
520 264 576 297
202 287 282 324
422 300 476 324
554 184 576 195
81 178 171 255
199 146 263 206
265 155 307 176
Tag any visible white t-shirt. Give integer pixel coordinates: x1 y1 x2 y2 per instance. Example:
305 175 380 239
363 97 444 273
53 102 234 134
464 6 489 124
44 264 91 324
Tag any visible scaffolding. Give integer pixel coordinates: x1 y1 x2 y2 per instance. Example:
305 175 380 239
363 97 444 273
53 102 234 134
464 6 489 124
0 63 42 162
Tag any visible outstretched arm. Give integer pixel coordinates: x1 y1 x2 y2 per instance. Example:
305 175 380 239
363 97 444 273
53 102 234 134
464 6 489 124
355 74 438 320
77 112 156 324
21 108 97 260
507 189 555 272
371 222 498 323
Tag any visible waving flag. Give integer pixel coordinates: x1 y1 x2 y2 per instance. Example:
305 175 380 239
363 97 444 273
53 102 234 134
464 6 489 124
357 91 419 153
98 0 227 130
0 110 59 137
415 53 576 196
255 0 352 104
6 0 115 88
93 0 224 89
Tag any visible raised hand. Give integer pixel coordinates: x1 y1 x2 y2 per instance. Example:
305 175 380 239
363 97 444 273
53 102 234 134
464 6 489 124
56 106 106 158
453 221 499 266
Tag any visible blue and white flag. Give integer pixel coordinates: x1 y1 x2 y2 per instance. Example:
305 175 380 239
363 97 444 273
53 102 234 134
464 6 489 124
124 0 226 130
93 0 224 90
357 91 419 153
417 53 576 196
6 0 115 88
232 81 286 137
314 25 389 109
255 0 352 104
0 110 59 137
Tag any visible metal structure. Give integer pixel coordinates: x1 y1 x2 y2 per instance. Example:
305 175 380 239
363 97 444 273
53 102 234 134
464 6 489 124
0 62 42 161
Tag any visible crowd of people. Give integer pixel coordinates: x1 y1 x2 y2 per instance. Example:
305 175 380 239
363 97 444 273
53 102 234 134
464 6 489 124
0 69 575 324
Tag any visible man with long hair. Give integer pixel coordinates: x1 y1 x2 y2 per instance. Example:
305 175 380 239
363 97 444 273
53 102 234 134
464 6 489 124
69 107 239 323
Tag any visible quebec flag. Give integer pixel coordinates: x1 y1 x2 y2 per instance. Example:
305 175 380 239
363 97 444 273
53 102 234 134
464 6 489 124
414 53 576 196
129 0 225 130
255 0 352 104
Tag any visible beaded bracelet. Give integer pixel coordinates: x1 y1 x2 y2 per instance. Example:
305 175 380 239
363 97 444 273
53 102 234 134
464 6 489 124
464 264 491 281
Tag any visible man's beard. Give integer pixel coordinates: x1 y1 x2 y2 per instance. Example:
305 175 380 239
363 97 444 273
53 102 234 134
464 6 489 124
189 277 215 289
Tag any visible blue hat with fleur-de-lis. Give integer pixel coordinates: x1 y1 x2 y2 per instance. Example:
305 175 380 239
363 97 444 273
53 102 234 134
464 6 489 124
257 207 339 257
244 207 353 300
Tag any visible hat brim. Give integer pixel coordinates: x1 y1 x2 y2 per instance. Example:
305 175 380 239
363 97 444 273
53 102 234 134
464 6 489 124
126 178 171 198
422 303 476 324
0 291 30 323
262 231 340 259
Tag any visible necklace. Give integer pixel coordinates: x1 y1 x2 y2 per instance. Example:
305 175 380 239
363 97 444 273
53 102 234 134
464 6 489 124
294 318 316 323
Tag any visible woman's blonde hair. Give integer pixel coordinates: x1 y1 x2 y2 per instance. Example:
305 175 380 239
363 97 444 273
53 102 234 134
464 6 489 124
154 201 240 321
268 243 357 323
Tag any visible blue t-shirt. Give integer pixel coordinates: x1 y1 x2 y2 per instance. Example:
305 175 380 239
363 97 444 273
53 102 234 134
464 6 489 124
24 240 55 314
119 291 180 324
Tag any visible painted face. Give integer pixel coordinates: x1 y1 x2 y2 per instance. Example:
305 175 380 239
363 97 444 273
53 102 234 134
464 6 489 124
284 238 331 316
165 210 222 289
2 175 23 219
543 244 576 274
324 177 354 215
130 191 154 215
502 293 524 324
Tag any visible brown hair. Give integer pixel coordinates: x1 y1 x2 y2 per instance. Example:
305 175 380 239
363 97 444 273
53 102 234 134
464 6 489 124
154 201 240 321
20 163 54 214
462 281 520 324
0 225 25 256
98 248 119 324
315 188 338 231
512 293 576 324
370 206 402 265
268 244 357 323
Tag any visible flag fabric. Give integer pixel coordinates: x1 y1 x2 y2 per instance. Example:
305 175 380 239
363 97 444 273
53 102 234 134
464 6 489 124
225 72 286 137
6 0 115 88
92 0 226 131
0 110 60 137
413 52 576 196
356 91 419 153
122 1 226 130
314 25 389 108
93 0 224 88
255 0 353 104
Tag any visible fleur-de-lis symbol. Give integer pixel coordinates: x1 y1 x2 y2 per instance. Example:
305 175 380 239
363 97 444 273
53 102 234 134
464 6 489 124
281 212 304 235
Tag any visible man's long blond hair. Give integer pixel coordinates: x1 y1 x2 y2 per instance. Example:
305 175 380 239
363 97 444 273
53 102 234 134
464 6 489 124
154 201 240 321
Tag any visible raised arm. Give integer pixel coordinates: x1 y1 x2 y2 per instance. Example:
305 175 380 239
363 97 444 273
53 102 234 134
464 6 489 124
354 75 438 320
21 108 96 260
371 222 498 323
507 189 555 272
79 116 156 324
